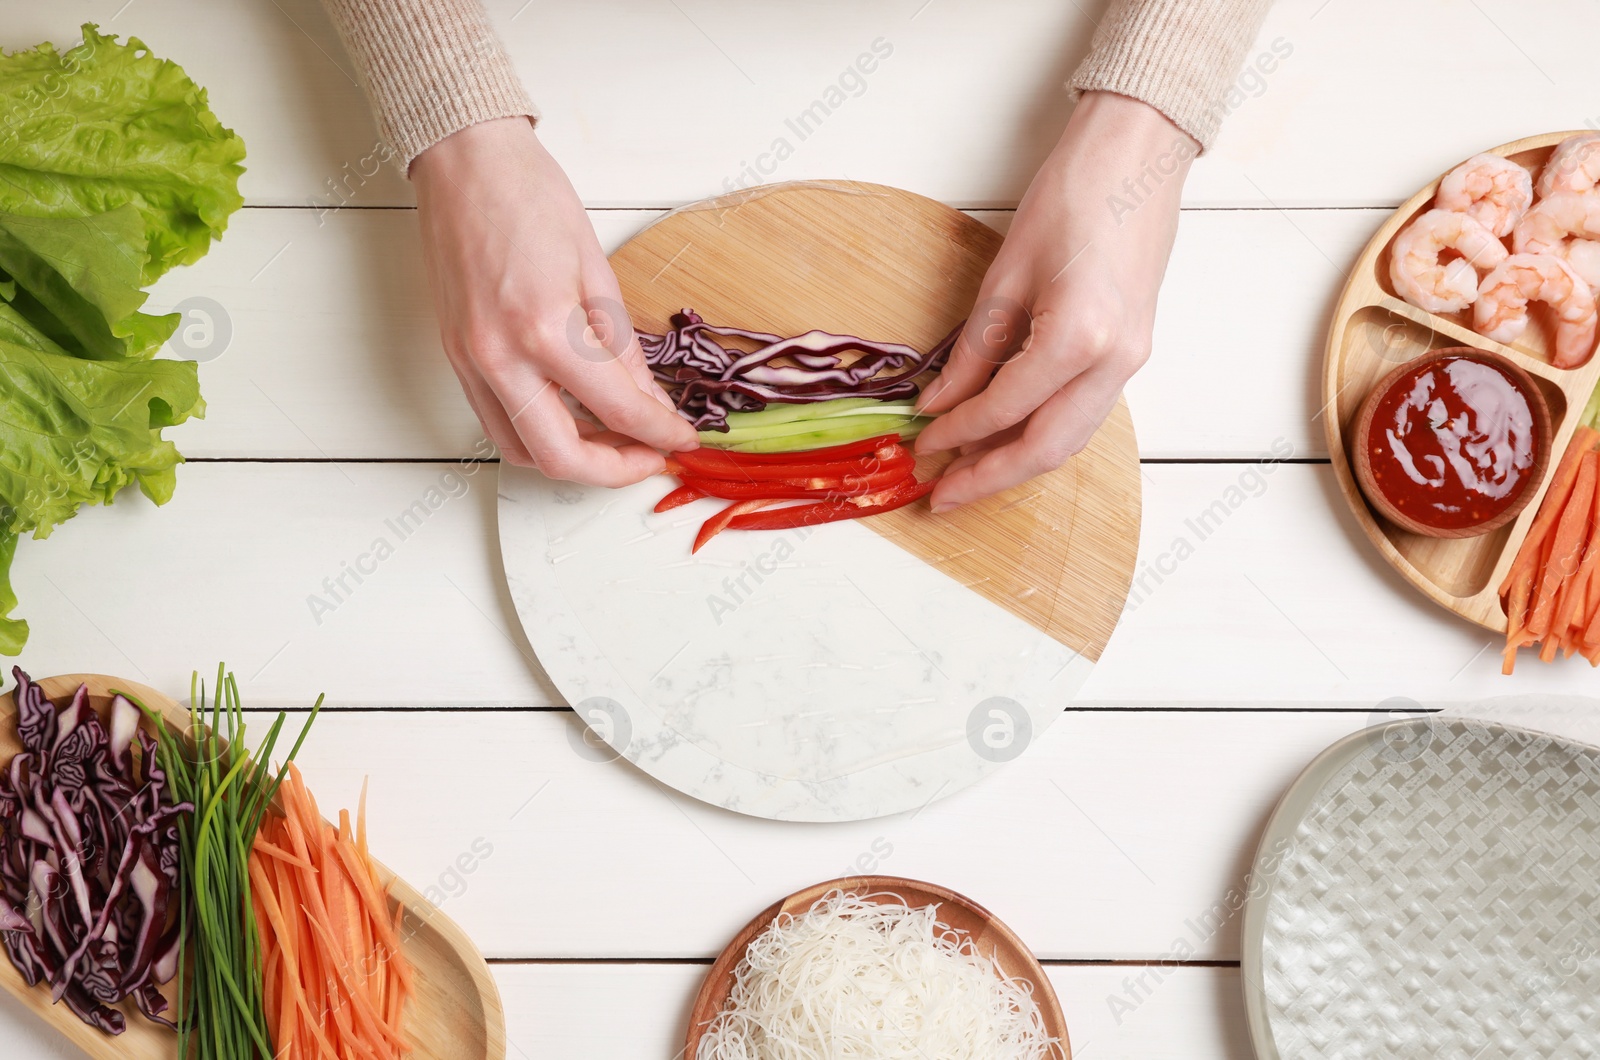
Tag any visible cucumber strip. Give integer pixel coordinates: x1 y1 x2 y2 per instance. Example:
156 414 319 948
714 397 884 428
706 417 931 454
704 414 912 444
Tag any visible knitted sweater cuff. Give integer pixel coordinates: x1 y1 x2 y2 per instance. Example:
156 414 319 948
319 0 538 173
1069 0 1277 151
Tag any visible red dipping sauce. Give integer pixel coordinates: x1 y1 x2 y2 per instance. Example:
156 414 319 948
1364 354 1539 531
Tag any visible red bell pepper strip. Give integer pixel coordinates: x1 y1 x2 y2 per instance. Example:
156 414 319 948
702 433 903 464
692 499 772 553
653 484 705 512
680 466 913 501
726 477 939 531
675 441 910 482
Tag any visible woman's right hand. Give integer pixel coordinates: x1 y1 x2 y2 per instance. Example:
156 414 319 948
411 117 698 484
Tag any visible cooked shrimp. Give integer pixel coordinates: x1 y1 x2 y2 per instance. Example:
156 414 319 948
1567 239 1600 288
1389 208 1511 314
1537 132 1600 198
1511 190 1600 254
1435 153 1533 236
1474 252 1598 368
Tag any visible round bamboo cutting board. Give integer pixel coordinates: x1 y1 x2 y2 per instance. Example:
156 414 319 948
1324 132 1600 632
498 180 1141 822
0 674 506 1060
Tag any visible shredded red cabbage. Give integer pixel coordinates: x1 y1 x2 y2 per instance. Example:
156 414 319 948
639 310 960 431
0 667 190 1034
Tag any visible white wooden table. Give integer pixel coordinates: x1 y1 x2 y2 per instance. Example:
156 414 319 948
3 1 1597 1056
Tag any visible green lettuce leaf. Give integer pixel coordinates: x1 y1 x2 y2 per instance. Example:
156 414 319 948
0 303 202 539
0 23 246 283
0 206 179 360
0 303 203 647
0 532 21 656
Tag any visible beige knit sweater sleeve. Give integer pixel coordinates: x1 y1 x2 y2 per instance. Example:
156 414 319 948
320 0 1271 172
1071 0 1277 150
318 0 537 172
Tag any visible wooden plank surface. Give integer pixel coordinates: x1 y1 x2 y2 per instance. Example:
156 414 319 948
6 461 1578 708
5 0 1595 210
0 705 1341 1055
1 1 1593 1057
0 707 1362 964
0 961 1251 1060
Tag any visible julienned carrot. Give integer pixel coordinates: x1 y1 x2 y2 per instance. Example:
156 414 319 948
1533 451 1596 637
1502 561 1536 673
281 855 342 1060
1504 428 1600 672
1585 477 1600 636
254 837 314 870
1501 427 1598 595
286 775 398 1058
306 912 409 1051
249 764 413 1058
1558 541 1600 652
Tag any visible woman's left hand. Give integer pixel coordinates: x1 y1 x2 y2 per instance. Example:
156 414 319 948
915 91 1197 511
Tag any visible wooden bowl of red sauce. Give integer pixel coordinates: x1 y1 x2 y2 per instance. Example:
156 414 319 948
1352 348 1551 539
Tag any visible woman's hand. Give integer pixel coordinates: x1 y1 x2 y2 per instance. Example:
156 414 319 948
915 91 1195 511
411 118 698 484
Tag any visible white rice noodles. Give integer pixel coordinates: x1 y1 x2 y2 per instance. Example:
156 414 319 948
696 890 1062 1060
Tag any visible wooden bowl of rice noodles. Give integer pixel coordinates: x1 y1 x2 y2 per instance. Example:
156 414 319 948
686 875 1069 1059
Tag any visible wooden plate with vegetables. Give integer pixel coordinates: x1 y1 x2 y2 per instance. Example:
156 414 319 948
0 672 504 1059
1325 131 1600 669
685 875 1069 1059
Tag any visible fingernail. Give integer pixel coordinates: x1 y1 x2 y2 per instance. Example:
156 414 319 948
931 502 956 514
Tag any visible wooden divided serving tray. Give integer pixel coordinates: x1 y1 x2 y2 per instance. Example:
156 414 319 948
1325 131 1600 632
0 675 506 1060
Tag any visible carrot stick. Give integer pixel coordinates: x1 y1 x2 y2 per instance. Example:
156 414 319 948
357 778 370 862
1549 574 1575 659
1531 451 1597 637
277 955 298 1060
263 942 281 1037
1557 467 1600 637
1506 563 1535 633
1521 441 1589 578
253 845 321 1059
1502 560 1537 673
254 762 414 1057
306 913 410 1051
1582 481 1600 641
1504 429 1593 592
1560 556 1597 645
393 903 411 996
1584 557 1600 652
1502 426 1598 596
255 837 316 871
1501 428 1599 668
316 963 374 1060
330 839 405 960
